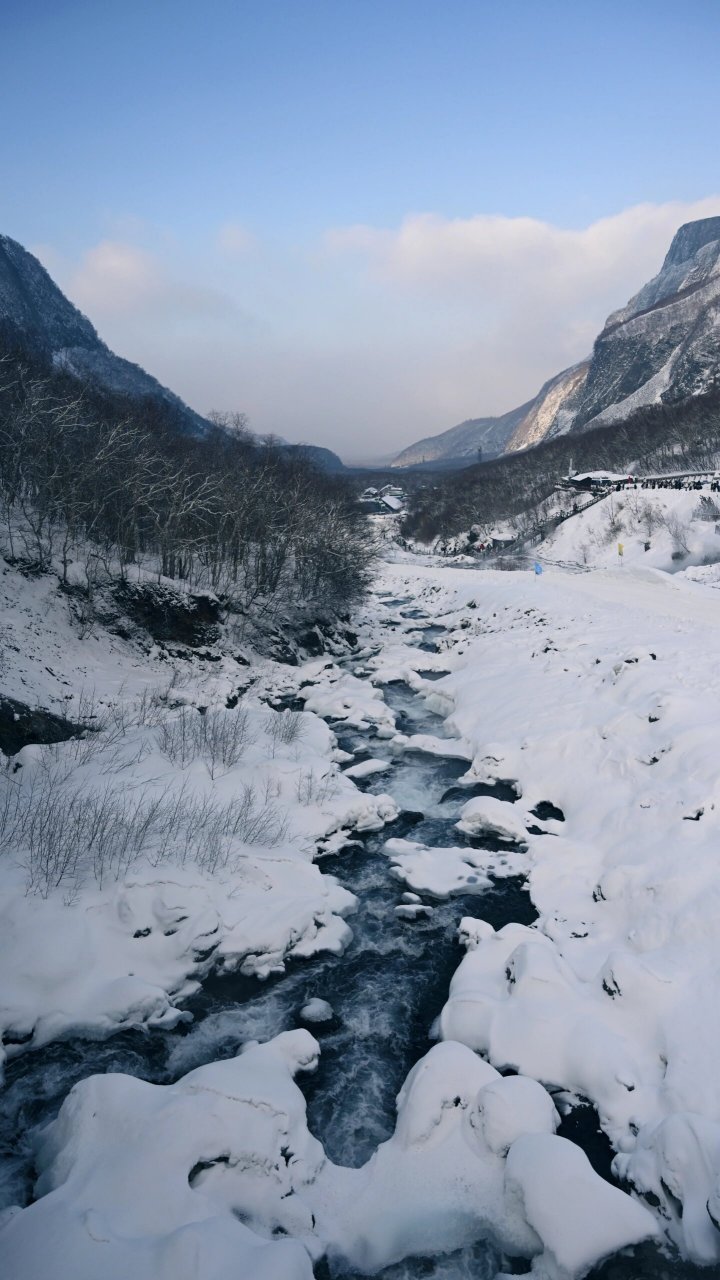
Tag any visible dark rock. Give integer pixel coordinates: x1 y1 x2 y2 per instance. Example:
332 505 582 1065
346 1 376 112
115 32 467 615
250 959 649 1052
530 801 566 823
112 581 221 647
0 695 86 756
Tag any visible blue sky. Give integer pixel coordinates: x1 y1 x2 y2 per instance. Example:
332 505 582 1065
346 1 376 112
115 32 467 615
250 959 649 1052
3 0 720 459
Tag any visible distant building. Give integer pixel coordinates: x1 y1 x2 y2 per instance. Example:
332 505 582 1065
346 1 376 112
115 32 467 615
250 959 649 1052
358 484 405 514
568 471 630 490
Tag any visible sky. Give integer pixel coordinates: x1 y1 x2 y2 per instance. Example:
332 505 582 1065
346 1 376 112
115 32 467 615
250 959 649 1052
2 0 720 462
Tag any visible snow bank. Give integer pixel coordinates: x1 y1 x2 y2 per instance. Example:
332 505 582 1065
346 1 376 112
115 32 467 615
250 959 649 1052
0 563 399 1068
1 1033 657 1280
374 558 720 1262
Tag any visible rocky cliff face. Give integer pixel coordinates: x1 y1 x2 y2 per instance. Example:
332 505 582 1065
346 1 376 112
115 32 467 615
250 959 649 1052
504 361 589 452
392 216 720 466
548 215 720 437
0 234 209 433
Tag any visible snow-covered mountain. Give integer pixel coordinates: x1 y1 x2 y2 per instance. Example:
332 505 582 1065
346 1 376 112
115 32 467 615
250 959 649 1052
390 399 535 469
0 233 210 434
392 362 589 468
392 216 720 467
540 214 720 439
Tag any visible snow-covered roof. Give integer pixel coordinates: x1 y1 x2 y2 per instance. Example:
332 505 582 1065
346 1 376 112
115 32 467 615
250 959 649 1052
571 471 629 484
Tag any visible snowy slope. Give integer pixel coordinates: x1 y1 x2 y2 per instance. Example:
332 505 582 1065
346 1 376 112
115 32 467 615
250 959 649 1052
537 488 720 573
391 364 587 467
0 557 398 1072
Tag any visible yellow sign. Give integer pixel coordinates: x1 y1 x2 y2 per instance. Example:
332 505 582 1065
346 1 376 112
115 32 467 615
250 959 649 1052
618 543 624 556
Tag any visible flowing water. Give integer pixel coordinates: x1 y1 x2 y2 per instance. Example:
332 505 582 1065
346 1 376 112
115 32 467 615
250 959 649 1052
0 603 707 1277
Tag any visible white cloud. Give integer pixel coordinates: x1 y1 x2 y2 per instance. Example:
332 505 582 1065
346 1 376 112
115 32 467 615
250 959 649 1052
41 240 237 323
32 199 720 461
318 197 720 451
325 199 720 306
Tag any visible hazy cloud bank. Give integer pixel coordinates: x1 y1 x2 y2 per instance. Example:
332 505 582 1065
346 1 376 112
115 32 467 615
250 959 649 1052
36 198 720 462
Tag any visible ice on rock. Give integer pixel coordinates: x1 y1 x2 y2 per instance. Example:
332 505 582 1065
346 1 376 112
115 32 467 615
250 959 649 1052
616 1112 720 1264
383 836 525 898
437 923 649 1124
337 792 399 832
298 666 396 732
475 1076 560 1156
394 903 434 919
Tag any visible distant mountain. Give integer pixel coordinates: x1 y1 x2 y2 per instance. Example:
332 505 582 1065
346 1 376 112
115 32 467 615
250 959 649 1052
282 444 346 472
0 234 210 434
391 400 533 468
392 216 720 466
0 233 347 470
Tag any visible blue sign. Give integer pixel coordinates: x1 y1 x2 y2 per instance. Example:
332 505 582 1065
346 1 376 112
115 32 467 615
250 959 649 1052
534 562 543 575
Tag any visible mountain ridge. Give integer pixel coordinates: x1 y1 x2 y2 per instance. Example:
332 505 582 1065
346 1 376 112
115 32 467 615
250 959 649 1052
391 216 720 467
0 234 211 435
0 233 347 471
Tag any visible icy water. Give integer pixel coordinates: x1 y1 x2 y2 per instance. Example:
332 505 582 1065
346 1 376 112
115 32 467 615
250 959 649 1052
0 604 713 1278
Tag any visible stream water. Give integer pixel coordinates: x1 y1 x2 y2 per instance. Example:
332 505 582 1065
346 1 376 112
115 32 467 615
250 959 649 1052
0 601 711 1278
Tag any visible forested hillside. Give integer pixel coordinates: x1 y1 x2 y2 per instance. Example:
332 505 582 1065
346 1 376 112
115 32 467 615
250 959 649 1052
402 384 720 541
0 337 373 624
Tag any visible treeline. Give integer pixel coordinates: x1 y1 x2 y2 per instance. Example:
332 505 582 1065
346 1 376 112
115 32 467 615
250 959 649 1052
0 336 374 618
402 387 720 541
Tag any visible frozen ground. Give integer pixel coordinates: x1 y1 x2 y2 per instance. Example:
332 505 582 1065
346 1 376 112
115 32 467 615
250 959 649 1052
3 548 720 1276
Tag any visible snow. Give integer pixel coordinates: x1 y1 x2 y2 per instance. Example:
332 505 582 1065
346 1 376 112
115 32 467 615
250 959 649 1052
1 1032 657 1280
538 487 720 574
344 756 392 779
455 795 530 843
366 556 720 1262
297 663 397 732
503 1133 658 1279
6 544 720 1272
384 835 525 898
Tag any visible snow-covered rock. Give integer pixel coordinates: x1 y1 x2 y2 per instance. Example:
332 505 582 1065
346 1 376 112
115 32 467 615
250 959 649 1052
0 1034 657 1280
300 998 334 1023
